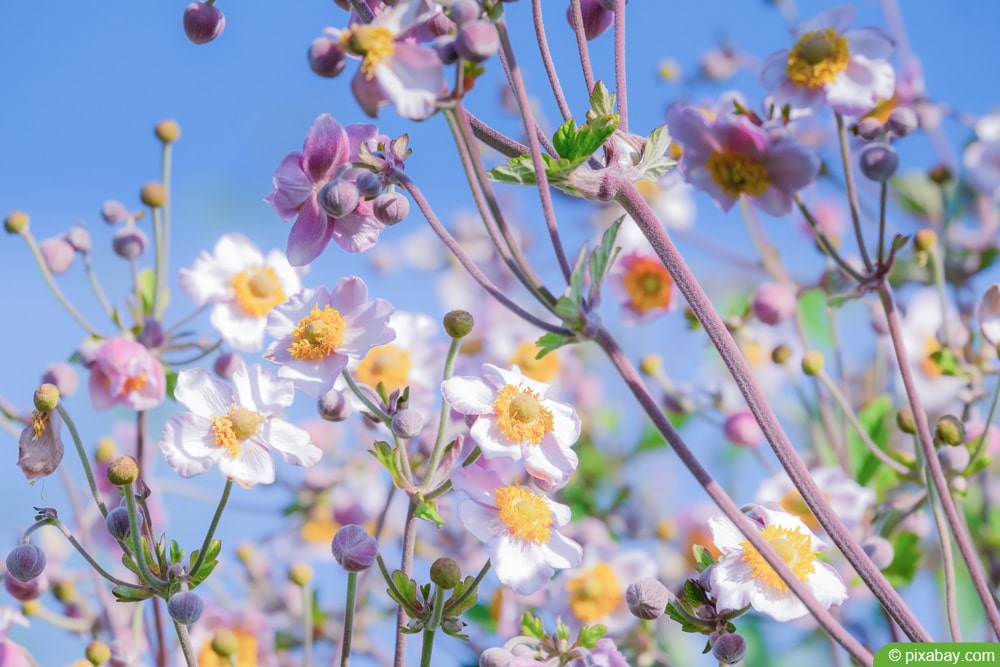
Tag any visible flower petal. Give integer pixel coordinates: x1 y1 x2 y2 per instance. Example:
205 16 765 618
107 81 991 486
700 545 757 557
174 369 234 418
265 153 312 220
845 27 895 60
218 440 276 487
159 413 220 478
441 376 496 415
330 201 385 253
286 199 334 267
302 114 348 184
258 419 321 468
826 57 895 117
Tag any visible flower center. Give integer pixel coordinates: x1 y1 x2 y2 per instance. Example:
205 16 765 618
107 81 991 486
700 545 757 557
921 336 944 378
706 151 771 198
623 257 674 313
495 484 552 544
778 489 821 531
341 25 396 78
354 344 411 392
231 267 286 318
508 341 560 383
31 411 49 440
786 28 850 89
198 628 258 667
287 305 347 361
211 406 265 459
493 384 554 445
566 562 624 622
738 524 817 593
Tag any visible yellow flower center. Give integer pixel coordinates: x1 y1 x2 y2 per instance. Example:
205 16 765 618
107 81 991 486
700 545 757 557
231 267 286 318
921 336 944 378
198 629 258 667
508 341 560 383
301 515 339 544
355 344 411 392
738 524 817 593
622 257 674 313
287 305 346 361
706 151 771 198
778 489 821 532
31 411 49 440
786 28 850 89
495 484 552 544
211 406 265 459
566 562 624 622
493 384 554 445
341 25 396 78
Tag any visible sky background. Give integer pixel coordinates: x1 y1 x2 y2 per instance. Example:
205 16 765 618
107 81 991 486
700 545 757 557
2 0 1000 664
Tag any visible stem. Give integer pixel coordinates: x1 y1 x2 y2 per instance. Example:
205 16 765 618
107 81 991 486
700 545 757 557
466 112 528 158
392 503 418 667
567 0 596 94
925 466 962 641
835 113 874 272
968 375 1000 468
341 572 358 667
152 597 168 667
124 485 165 589
57 404 108 517
613 0 628 133
376 553 423 618
136 410 147 487
18 230 102 336
877 181 889 266
46 516 133 587
302 579 313 667
82 252 115 322
421 337 461 490
173 621 199 667
445 560 491 614
419 624 437 667
154 141 172 320
794 195 867 283
190 479 233 576
529 0 572 122
348 0 375 24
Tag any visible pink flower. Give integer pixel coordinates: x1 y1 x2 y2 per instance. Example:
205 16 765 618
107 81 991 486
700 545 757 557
760 5 895 116
88 338 166 411
667 105 820 216
265 114 385 266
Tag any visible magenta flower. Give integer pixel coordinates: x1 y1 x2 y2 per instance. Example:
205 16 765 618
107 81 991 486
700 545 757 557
265 114 384 266
666 105 819 216
88 338 166 411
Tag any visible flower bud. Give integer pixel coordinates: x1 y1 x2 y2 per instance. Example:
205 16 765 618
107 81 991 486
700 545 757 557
712 633 747 665
429 557 462 590
6 544 46 583
4 570 47 602
626 577 669 620
951 476 968 493
928 164 953 185
101 200 129 225
354 171 383 199
33 383 60 412
66 226 92 254
52 579 75 603
433 35 459 65
448 0 481 25
183 2 226 45
140 183 167 209
288 563 313 586
137 319 165 349
454 20 500 63
4 210 29 234
86 640 112 666
854 117 883 142
771 344 792 365
896 406 917 435
566 0 614 41
332 525 378 572
113 227 148 260
213 352 243 379
318 180 360 219
390 410 424 439
318 388 353 422
858 143 899 182
479 647 515 667
801 350 824 376
886 107 918 138
372 192 410 226
39 237 75 274
752 282 797 326
211 630 240 657
155 120 181 144
722 410 763 448
938 445 970 473
308 37 347 78
934 415 965 447
107 455 139 486
95 437 116 464
443 310 474 338
426 11 455 38
167 591 204 625
914 229 937 252
861 535 894 570
105 506 139 541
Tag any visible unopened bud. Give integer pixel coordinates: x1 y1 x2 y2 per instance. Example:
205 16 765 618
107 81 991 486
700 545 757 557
331 525 378 572
454 20 500 63
858 143 899 182
443 310 474 338
896 407 917 435
4 570 46 602
861 535 894 569
752 282 797 326
211 629 240 657
712 633 747 665
6 544 46 583
213 352 243 379
105 506 139 541
106 455 139 486
935 415 965 447
101 201 129 225
722 410 763 448
183 2 226 45
938 445 970 473
433 35 459 65
52 579 76 603
288 563 313 586
429 557 461 590
372 192 410 226
447 0 481 25
914 229 937 252
167 591 204 625
855 117 884 142
33 384 60 412
113 228 148 260
354 171 383 199
309 37 347 78
801 350 824 376
95 437 116 463
390 410 424 439
566 0 614 41
65 226 92 254
886 107 918 138
155 120 181 144
235 544 253 563
479 647 515 667
319 180 360 219
318 388 353 422
85 640 112 666
4 210 29 234
928 164 953 185
626 577 669 620
771 345 792 365
639 354 662 376
39 237 75 274
140 183 167 209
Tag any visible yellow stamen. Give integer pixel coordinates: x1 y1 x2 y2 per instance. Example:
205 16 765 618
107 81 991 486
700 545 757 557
566 562 624 622
340 25 396 79
786 28 850 89
493 384 554 445
231 267 286 318
706 151 771 198
287 304 346 361
495 484 552 544
508 341 560 383
738 524 817 592
211 406 265 459
622 257 674 313
120 374 147 395
355 344 411 392
31 411 49 440
198 628 258 667
921 336 943 378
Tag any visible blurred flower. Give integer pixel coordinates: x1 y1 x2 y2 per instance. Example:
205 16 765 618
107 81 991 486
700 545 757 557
608 249 676 324
88 338 166 411
897 287 968 414
186 608 277 667
180 234 301 352
17 407 63 480
0 608 31 667
755 466 874 535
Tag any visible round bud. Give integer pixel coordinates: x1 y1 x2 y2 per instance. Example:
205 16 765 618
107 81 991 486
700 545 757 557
625 577 669 620
6 544 46 583
107 455 139 486
354 171 383 199
886 107 918 138
235 544 253 563
309 37 347 78
105 506 139 541
155 120 181 144
771 344 792 365
95 437 116 464
950 476 969 493
85 640 112 666
454 20 500 63
101 200 130 225
21 600 40 617
896 407 917 435
712 633 747 665
390 410 424 440
211 630 240 657
137 319 165 349
638 354 662 376
167 591 204 625
183 2 226 45
722 410 763 448
52 579 76 603
597 0 617 10
213 352 243 379
318 180 360 219
861 535 895 569
801 350 824 376
566 0 614 41
443 310 474 338
288 563 313 586
855 117 883 142
426 11 455 38
429 557 462 590
858 143 899 182
448 0 481 25
66 226 92 254
938 445 970 473
4 210 29 234
4 570 47 602
33 383 60 413
112 227 148 260
479 647 515 667
752 282 797 326
318 388 353 422
433 35 460 65
928 164 953 185
935 415 966 447
140 183 167 209
331 524 378 572
372 192 410 226
914 229 937 252
39 237 76 274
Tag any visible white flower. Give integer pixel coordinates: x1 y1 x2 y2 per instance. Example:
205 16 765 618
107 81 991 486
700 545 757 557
896 287 967 414
755 466 875 536
180 234 301 352
979 285 1000 347
441 364 580 490
159 363 321 487
452 462 582 595
708 505 847 622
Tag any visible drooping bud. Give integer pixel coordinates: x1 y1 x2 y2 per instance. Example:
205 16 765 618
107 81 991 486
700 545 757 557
567 0 614 41
4 570 47 602
426 11 455 38
4 210 29 234
855 117 883 142
454 20 500 63
722 410 763 448
626 577 669 620
934 415 965 447
65 226 92 254
101 201 129 225
137 319 165 349
433 35 459 65
112 228 148 260
858 143 899 182
33 383 60 413
319 180 360 219
354 171 383 199
183 2 226 45
6 544 47 583
331 524 378 572
39 237 75 274
447 0 481 25
85 640 112 666
886 107 918 138
372 192 410 226
308 37 347 78
318 388 353 422
752 282 797 326
390 410 424 439
861 535 894 570
105 506 140 541
107 455 139 486
938 446 970 473
288 563 313 586
140 183 167 209
429 557 462 590
443 310 474 338
712 633 747 665
167 591 204 625
801 350 824 376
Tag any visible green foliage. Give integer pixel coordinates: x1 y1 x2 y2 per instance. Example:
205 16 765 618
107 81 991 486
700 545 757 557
413 493 444 527
845 395 895 487
882 531 921 587
797 287 833 349
188 539 221 587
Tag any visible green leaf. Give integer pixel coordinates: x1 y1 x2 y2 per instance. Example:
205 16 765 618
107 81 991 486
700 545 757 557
535 332 574 358
413 493 444 527
573 114 618 162
797 287 832 348
692 544 716 572
929 348 960 376
664 601 712 634
169 540 184 565
845 395 893 486
577 624 607 649
520 612 546 640
489 155 537 185
682 578 709 607
111 584 154 602
555 618 571 641
883 531 921 587
588 218 623 298
444 576 478 616
552 119 579 160
890 172 943 222
589 81 616 117
568 245 588 305
465 603 497 634
137 269 167 317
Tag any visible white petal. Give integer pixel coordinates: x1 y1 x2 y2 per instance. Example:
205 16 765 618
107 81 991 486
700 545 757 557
218 440 276 487
710 555 756 612
806 562 849 608
233 363 294 413
522 441 573 489
547 400 581 448
457 499 502 543
174 369 233 418
441 376 496 415
210 303 267 353
259 419 322 468
826 58 895 117
707 515 746 552
490 535 553 595
540 530 583 570
159 414 220 478
266 287 324 340
471 417 520 459
329 277 368 314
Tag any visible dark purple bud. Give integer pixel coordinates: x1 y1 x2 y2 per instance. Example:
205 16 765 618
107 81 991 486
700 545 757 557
65 226 92 254
105 506 140 541
354 171 383 199
183 2 226 45
854 117 883 142
752 282 797 325
372 192 410 226
39 237 75 274
319 180 360 218
886 107 918 138
167 591 204 625
712 633 747 665
213 352 243 379
318 388 353 422
454 20 500 63
861 535 894 570
390 409 424 439
41 363 79 398
858 143 899 182
331 524 378 572
137 319 165 349
447 0 481 25
113 227 148 260
101 200 130 225
626 577 669 620
433 35 459 65
479 647 515 667
6 544 46 583
308 37 347 78
567 0 614 41
4 571 47 602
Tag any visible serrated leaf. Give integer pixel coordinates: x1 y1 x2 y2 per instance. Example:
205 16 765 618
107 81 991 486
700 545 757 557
552 119 579 160
682 578 709 607
846 395 893 485
554 297 583 329
534 332 574 358
664 601 710 634
489 155 537 185
520 612 546 640
413 494 444 527
111 584 154 602
573 115 618 161
577 624 607 649
568 245 588 305
169 540 184 565
692 544 716 572
589 81 615 117
555 618 571 640
589 218 623 299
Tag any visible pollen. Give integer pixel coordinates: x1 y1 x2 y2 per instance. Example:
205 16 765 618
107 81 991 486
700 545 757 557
622 257 674 313
30 411 49 440
287 304 346 361
739 524 817 593
355 344 411 392
493 384 554 445
786 28 850 89
341 24 396 79
211 406 265 459
495 484 552 544
119 374 147 396
508 341 560 383
566 562 624 622
706 151 771 198
231 266 286 318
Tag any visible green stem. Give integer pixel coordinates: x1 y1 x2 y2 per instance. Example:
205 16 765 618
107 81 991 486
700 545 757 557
82 252 115 322
341 370 392 426
376 553 422 618
877 181 889 266
925 465 962 641
340 572 358 667
155 141 173 320
419 625 436 667
18 230 102 336
173 621 199 667
794 195 867 283
47 516 133 587
124 485 165 590
57 404 108 517
444 560 490 615
928 243 953 349
190 479 233 576
421 337 462 490
968 375 1000 469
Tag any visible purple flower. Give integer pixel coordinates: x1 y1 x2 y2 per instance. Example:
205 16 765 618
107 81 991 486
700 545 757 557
265 114 385 266
667 105 819 216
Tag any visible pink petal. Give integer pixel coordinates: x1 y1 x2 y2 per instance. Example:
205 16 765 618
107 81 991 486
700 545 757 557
845 27 895 60
286 199 334 267
375 43 444 121
666 106 719 160
352 71 389 118
330 201 385 253
265 153 312 220
827 57 895 116
763 143 820 192
750 187 793 217
302 114 348 184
